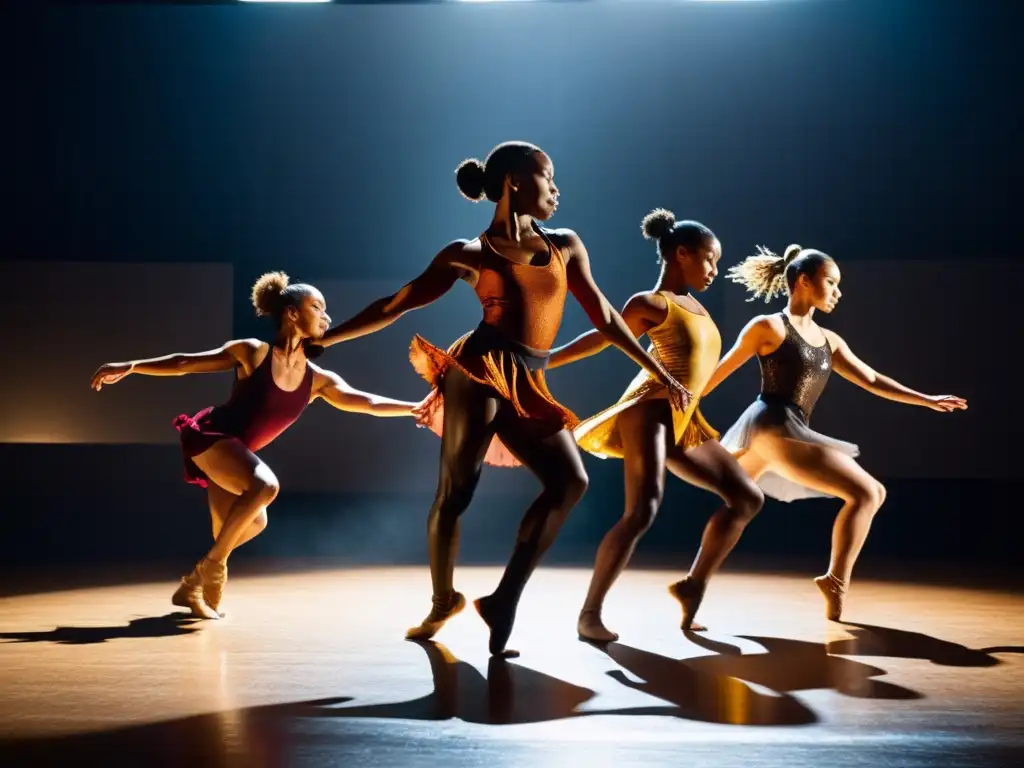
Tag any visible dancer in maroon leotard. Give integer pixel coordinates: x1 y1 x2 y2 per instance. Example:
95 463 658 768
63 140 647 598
91 272 419 619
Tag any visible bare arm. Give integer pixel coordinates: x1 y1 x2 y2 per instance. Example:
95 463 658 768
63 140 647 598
90 339 259 390
311 367 419 417
548 292 665 370
562 232 681 391
318 242 468 348
826 331 968 412
701 317 774 397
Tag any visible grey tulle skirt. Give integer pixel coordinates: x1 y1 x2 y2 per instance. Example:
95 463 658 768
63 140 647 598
719 395 860 503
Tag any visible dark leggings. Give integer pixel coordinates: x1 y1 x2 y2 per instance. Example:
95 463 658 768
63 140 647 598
427 366 589 606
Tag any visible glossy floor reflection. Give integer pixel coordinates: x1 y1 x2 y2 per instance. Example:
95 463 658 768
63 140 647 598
0 566 1021 767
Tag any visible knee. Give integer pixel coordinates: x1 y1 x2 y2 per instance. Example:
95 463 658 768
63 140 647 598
846 481 883 512
626 496 661 536
728 481 764 523
432 470 480 520
550 467 589 511
252 509 269 534
251 471 280 504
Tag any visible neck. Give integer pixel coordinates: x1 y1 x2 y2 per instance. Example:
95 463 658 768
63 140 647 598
491 196 534 242
653 263 690 295
274 328 307 356
786 295 815 321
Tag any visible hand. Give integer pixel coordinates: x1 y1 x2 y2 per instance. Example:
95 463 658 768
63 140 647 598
663 373 693 413
91 362 133 391
924 394 968 413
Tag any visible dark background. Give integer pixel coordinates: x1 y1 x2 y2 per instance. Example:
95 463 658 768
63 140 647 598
2 1 1018 575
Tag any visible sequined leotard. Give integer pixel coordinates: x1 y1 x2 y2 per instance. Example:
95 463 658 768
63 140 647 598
718 312 859 503
759 313 832 419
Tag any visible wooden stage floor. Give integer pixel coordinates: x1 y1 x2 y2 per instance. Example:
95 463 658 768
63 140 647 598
1 565 1021 767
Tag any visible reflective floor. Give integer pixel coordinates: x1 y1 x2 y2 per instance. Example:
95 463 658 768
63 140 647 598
1 566 1021 767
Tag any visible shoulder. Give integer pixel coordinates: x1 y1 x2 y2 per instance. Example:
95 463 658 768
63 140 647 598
821 327 846 353
226 338 265 367
743 313 785 341
624 290 668 313
432 238 482 275
540 227 584 256
623 290 669 325
308 363 347 394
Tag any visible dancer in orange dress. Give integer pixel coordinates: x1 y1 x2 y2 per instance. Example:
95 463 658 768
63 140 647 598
91 272 419 619
315 142 689 655
548 210 764 641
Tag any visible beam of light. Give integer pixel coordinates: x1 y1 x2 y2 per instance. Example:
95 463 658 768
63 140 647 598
238 1 332 4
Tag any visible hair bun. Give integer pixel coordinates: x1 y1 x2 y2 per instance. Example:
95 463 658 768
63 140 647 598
251 271 290 317
641 208 676 241
783 244 803 264
455 158 487 202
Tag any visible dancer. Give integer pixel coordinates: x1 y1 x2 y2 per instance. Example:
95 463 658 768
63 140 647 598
315 142 689 655
702 245 967 620
547 210 764 641
90 272 420 619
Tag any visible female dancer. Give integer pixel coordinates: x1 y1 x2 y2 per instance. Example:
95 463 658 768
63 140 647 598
315 141 689 656
90 272 419 620
547 210 764 642
703 245 967 620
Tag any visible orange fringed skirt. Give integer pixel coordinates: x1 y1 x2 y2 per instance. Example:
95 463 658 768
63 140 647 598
410 326 579 468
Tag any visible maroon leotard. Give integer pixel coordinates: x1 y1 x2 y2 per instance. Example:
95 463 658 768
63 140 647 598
173 348 314 487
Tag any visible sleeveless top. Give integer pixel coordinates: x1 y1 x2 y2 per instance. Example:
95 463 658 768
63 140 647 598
475 226 568 352
758 313 832 418
647 294 722 397
205 348 314 452
574 293 721 458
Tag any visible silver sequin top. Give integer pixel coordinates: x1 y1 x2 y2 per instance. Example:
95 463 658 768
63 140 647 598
757 313 832 419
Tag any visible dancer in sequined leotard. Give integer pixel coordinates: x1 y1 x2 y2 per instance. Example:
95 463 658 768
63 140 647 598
90 272 420 619
702 245 967 621
547 211 763 641
315 142 689 656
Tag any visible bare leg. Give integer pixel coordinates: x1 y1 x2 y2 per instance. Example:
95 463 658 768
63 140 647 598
747 436 886 620
208 482 268 548
665 440 765 630
577 402 668 643
475 415 589 656
406 368 499 641
176 439 279 618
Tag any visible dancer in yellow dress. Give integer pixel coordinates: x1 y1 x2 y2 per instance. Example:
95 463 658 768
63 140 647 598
548 210 764 641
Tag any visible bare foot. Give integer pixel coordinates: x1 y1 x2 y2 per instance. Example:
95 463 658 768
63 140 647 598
405 592 466 641
577 609 619 644
668 577 707 632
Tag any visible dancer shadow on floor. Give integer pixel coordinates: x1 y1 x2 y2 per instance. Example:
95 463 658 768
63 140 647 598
271 640 605 725
827 623 1024 667
598 631 920 712
273 639 817 726
0 612 201 645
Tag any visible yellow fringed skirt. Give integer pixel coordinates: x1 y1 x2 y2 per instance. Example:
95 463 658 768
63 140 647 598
574 373 718 460
410 326 579 468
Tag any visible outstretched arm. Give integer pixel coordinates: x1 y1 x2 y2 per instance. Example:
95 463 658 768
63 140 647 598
562 232 682 392
311 367 419 417
318 242 468 348
701 317 771 397
548 292 665 370
90 339 259 391
826 331 968 412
